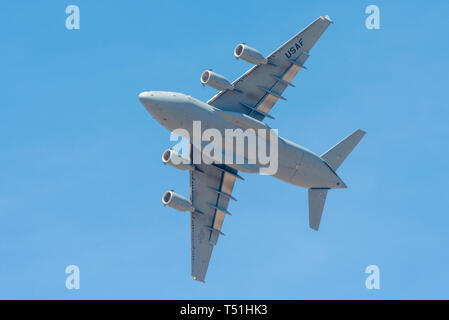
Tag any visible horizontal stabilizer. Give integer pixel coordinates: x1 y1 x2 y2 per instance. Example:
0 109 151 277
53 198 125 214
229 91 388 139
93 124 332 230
308 188 329 231
321 129 366 171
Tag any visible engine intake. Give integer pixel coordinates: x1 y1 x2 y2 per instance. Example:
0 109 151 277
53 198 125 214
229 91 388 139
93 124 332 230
162 190 194 212
234 44 267 65
162 149 193 171
200 70 234 91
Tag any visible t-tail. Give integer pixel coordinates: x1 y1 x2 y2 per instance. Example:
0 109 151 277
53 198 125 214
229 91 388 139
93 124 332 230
308 129 366 231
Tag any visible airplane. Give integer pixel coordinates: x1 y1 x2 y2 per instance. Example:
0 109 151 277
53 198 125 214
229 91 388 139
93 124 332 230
138 15 365 282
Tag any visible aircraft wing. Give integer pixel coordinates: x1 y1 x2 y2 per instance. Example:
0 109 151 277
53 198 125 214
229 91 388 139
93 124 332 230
207 16 333 120
189 145 240 282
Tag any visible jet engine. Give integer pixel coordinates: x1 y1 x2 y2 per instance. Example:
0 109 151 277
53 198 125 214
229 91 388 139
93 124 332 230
234 44 267 65
200 70 234 91
162 149 193 171
162 190 194 212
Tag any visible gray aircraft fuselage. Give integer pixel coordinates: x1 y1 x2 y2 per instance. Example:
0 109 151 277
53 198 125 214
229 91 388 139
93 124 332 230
139 90 346 189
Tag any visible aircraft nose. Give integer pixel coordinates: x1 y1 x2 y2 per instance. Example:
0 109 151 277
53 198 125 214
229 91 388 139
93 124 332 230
138 91 158 110
138 91 151 103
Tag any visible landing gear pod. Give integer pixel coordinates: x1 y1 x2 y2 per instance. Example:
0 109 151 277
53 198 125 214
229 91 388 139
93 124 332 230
200 70 234 91
234 44 267 65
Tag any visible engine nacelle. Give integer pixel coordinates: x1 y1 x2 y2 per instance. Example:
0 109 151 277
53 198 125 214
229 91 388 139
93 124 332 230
200 70 234 91
162 190 194 212
234 44 267 65
162 149 193 171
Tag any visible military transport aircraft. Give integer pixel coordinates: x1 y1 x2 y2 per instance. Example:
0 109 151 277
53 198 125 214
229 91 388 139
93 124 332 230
138 15 365 282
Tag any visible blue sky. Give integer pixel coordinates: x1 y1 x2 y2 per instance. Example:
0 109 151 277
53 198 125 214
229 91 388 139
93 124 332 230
1 1 448 299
